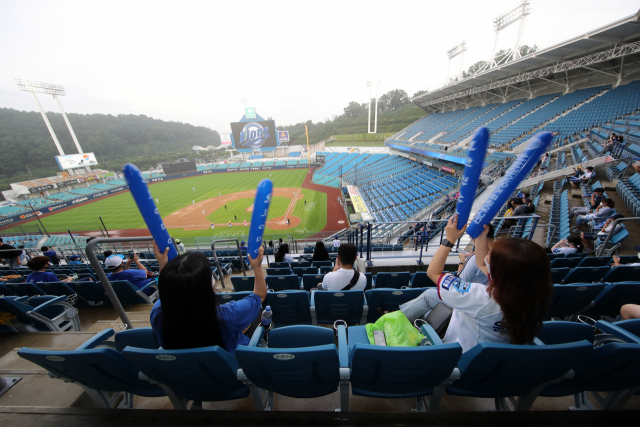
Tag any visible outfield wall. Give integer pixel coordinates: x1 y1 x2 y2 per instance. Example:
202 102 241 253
0 164 312 229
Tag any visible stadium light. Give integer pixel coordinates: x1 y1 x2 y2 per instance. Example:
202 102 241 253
447 41 467 81
15 79 85 156
490 0 531 66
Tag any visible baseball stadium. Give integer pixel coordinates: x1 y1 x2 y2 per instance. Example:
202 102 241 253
3 3 640 426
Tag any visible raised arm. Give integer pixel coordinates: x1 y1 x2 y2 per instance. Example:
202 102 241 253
249 246 267 302
475 225 491 277
427 215 466 285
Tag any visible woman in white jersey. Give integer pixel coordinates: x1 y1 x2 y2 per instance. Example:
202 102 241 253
400 215 552 352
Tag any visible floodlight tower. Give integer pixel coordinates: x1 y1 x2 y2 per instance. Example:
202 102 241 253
490 0 531 67
447 41 468 81
15 79 84 155
366 80 381 134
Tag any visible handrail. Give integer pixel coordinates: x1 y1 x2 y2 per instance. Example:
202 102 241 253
595 217 640 256
211 239 245 287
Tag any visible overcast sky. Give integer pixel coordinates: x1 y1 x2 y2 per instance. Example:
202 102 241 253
1 0 638 135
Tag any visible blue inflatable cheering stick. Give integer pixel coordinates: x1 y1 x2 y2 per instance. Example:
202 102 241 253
122 164 178 261
466 132 553 239
247 179 273 259
455 127 489 229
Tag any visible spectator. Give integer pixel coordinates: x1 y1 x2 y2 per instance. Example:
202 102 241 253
579 214 625 251
320 243 366 291
239 241 247 252
105 253 156 295
549 236 584 255
0 238 23 269
399 215 552 353
278 238 283 249
568 188 604 219
68 255 83 265
41 246 61 265
457 224 495 286
175 239 186 255
523 198 536 214
569 166 594 189
18 245 30 264
26 256 71 283
621 304 640 320
150 245 266 355
312 241 330 262
333 236 341 248
274 243 294 264
610 255 640 268
102 250 113 265
575 198 615 228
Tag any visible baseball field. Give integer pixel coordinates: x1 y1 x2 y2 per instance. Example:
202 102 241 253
10 168 348 244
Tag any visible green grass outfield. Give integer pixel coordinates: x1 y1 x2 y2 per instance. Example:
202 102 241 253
13 169 328 243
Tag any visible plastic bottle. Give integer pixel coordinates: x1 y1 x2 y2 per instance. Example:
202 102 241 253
261 306 272 328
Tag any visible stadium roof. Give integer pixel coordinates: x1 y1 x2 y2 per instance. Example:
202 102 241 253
413 9 640 112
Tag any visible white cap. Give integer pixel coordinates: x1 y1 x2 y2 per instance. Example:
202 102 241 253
105 255 123 269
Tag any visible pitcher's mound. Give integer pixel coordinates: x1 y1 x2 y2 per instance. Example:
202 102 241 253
267 216 301 230
244 206 254 213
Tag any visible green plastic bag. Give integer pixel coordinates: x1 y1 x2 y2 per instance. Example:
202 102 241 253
365 311 425 347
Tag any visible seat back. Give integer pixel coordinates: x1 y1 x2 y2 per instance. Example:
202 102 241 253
550 258 581 269
122 345 248 401
312 261 332 267
374 272 411 289
350 342 462 397
267 268 291 276
236 326 339 398
269 262 290 269
18 347 161 394
265 291 313 326
230 276 255 292
585 282 640 318
110 280 148 305
561 266 609 284
36 282 76 298
364 272 373 291
576 257 612 267
66 280 109 305
266 275 300 292
3 282 43 297
547 283 606 318
550 268 571 284
364 288 426 323
291 261 311 268
449 341 592 397
312 290 365 325
601 265 640 283
319 266 333 275
293 267 317 278
216 291 253 305
302 274 324 292
410 272 436 288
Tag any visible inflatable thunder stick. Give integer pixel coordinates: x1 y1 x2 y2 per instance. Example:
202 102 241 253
455 127 489 229
247 179 273 259
122 164 178 261
466 132 553 239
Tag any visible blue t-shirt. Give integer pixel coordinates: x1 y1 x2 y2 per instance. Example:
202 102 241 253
26 271 60 283
150 293 262 355
107 269 154 290
43 251 57 261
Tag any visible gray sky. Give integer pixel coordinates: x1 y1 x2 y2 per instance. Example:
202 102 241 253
1 0 638 134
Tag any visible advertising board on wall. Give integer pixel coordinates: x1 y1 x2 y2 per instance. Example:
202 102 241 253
441 166 456 174
55 153 99 170
278 131 289 143
346 185 369 214
29 185 54 193
57 179 78 187
220 134 232 146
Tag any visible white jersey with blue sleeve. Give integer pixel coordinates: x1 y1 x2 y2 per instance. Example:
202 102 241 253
457 255 489 286
437 273 507 353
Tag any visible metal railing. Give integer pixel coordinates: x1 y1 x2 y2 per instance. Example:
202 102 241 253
595 217 640 257
210 239 245 288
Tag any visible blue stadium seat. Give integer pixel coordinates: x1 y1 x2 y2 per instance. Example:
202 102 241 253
236 325 347 410
269 262 290 268
66 280 110 305
548 284 607 319
364 272 373 291
110 280 158 305
231 276 254 292
18 328 165 408
445 338 593 411
347 323 462 411
0 295 80 332
293 267 317 278
266 275 301 292
601 265 640 283
302 274 324 292
216 291 253 304
2 281 43 297
320 266 333 275
35 281 79 299
551 268 571 283
373 272 411 289
584 282 640 318
576 257 613 267
310 290 367 325
550 258 582 269
410 272 436 288
267 268 292 276
364 288 427 323
265 291 314 327
561 267 610 284
291 261 311 268
312 261 333 268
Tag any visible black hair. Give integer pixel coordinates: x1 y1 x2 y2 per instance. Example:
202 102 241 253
103 250 113 258
41 246 49 251
513 199 523 206
274 243 290 262
337 243 357 266
268 240 274 248
603 198 615 208
158 252 225 350
593 187 604 193
0 238 3 243
587 166 594 171
567 236 584 253
487 223 495 239
18 245 24 249
27 256 50 271
312 241 330 262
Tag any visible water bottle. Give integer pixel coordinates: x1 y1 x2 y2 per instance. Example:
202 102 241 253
261 306 273 342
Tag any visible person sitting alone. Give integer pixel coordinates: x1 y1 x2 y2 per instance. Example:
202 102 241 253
105 253 156 295
41 246 61 265
457 224 495 286
319 243 366 291
68 255 83 265
312 241 330 262
549 236 584 255
398 214 552 353
274 243 294 264
569 166 594 189
150 245 267 355
25 256 72 283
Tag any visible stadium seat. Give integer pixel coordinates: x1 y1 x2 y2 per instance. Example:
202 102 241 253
312 261 333 268
66 280 110 306
445 338 593 411
560 267 610 284
18 328 165 408
291 261 311 268
576 257 613 267
320 266 333 275
310 290 367 325
364 272 373 291
110 280 158 305
2 281 43 297
293 267 318 278
539 320 640 410
410 272 436 288
550 258 582 269
601 265 640 283
583 282 640 318
216 291 253 304
265 291 315 327
302 274 324 292
364 288 427 323
35 281 80 299
551 268 571 283
547 284 607 320
269 262 290 268
373 272 411 289
347 323 462 411
266 275 301 292
267 268 292 276
236 325 347 411
0 295 80 332
231 276 254 292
